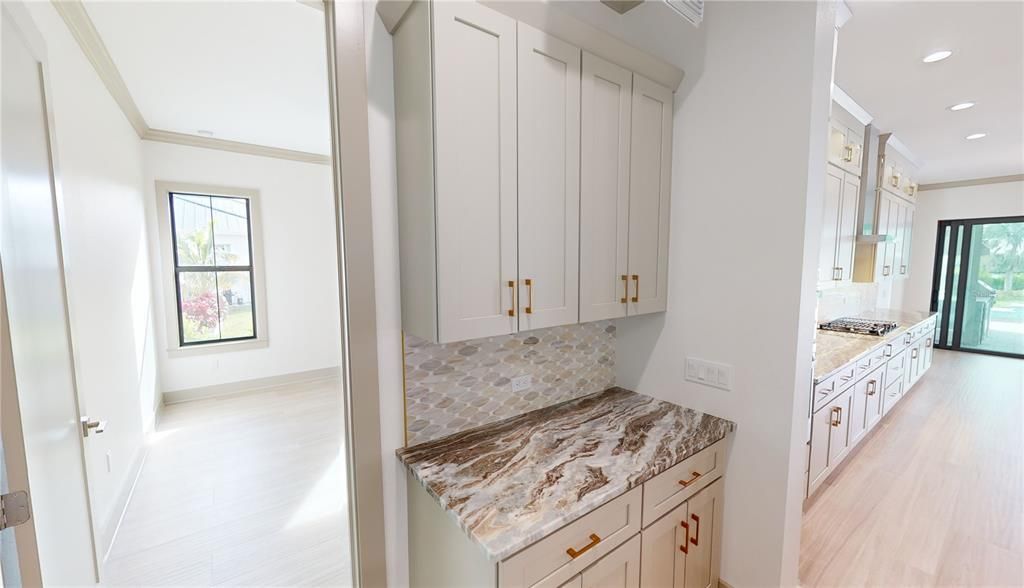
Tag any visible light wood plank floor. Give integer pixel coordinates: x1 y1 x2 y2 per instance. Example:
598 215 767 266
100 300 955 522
800 350 1023 587
103 380 353 587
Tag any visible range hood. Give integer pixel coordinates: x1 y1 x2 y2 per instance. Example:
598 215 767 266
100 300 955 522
855 127 893 244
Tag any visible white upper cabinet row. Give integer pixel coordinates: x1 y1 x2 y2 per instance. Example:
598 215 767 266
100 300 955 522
393 1 673 343
818 102 862 284
826 104 864 175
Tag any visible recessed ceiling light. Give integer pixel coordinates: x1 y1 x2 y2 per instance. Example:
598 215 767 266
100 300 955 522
965 133 987 140
948 102 975 111
197 129 214 137
922 50 953 63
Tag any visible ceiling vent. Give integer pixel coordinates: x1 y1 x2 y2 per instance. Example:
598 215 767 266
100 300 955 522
664 0 703 27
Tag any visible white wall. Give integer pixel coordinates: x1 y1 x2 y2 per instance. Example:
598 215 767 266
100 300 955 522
898 181 1024 312
614 2 835 586
23 0 159 557
363 2 408 587
141 142 341 393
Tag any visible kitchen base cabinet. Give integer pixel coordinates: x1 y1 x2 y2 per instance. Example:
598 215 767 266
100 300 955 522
881 377 902 417
640 477 724 588
850 365 884 445
408 443 727 588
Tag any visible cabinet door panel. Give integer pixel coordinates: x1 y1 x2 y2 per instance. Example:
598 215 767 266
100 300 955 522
836 173 859 281
844 124 864 174
827 120 847 168
517 24 581 331
639 501 687 588
900 205 914 278
627 75 673 315
879 194 896 279
827 390 852 466
808 401 834 496
580 52 631 322
818 166 843 282
682 478 723 588
581 534 641 588
433 2 518 342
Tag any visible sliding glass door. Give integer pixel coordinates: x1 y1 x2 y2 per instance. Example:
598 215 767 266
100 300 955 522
931 216 1024 358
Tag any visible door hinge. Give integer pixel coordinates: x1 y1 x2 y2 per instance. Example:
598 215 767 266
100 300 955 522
0 490 31 531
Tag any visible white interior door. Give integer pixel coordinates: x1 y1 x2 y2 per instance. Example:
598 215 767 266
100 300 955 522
626 75 673 315
432 1 518 343
516 23 580 331
0 6 99 585
579 51 631 323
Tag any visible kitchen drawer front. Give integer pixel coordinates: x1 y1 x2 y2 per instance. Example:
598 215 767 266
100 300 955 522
880 338 907 361
855 345 887 376
886 349 907 383
500 487 642 588
813 365 856 412
881 377 903 416
641 440 723 527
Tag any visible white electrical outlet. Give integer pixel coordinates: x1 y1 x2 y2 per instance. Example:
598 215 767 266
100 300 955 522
684 357 733 391
511 375 531 392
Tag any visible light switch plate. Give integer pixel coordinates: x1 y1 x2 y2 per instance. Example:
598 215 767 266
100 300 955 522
684 357 733 391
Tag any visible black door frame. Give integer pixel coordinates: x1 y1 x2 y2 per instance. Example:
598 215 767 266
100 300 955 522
930 214 1024 359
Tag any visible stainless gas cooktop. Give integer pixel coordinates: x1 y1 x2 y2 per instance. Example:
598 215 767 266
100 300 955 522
818 317 899 337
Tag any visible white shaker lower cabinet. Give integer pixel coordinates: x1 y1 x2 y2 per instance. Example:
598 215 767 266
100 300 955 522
407 441 727 588
640 478 724 588
517 24 581 331
806 316 936 499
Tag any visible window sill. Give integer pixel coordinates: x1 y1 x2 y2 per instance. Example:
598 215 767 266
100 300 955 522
166 337 269 357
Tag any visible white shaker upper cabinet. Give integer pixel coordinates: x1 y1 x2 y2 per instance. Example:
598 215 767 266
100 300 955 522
580 51 632 323
517 24 581 331
394 1 518 343
627 75 674 315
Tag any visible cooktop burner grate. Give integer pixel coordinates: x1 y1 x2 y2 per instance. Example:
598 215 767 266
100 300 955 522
818 317 899 337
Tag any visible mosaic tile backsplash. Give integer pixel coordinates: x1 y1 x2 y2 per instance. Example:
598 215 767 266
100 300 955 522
404 321 616 445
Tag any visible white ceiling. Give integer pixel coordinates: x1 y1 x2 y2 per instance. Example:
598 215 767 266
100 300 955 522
836 1 1024 184
85 0 330 155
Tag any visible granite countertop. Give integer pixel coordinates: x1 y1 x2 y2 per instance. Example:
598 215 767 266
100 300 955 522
814 309 937 383
397 387 734 561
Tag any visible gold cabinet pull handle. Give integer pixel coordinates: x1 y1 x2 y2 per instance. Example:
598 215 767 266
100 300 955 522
831 406 842 427
524 278 533 314
690 513 701 546
631 275 639 303
507 280 516 317
677 471 702 487
679 521 690 554
843 144 854 162
620 275 628 303
867 379 877 396
882 265 891 277
566 533 601 559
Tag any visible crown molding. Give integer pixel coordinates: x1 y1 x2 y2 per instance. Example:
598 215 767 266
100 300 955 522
51 0 147 137
53 0 330 166
918 174 1024 192
142 129 331 165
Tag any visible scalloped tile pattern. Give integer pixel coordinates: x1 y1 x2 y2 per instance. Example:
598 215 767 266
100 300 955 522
404 321 616 445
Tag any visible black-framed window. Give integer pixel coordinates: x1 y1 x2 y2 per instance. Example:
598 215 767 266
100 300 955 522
169 192 257 346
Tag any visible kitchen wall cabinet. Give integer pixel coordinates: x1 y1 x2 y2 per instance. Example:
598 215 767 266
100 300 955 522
517 24 581 331
626 75 674 315
639 477 724 588
817 166 860 283
827 103 864 175
579 52 632 322
394 1 674 343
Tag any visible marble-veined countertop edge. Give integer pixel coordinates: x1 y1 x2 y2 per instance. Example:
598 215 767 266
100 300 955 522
397 386 734 561
813 309 937 384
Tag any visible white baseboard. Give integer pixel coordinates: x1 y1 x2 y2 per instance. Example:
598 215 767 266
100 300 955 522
162 367 341 405
98 446 147 564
